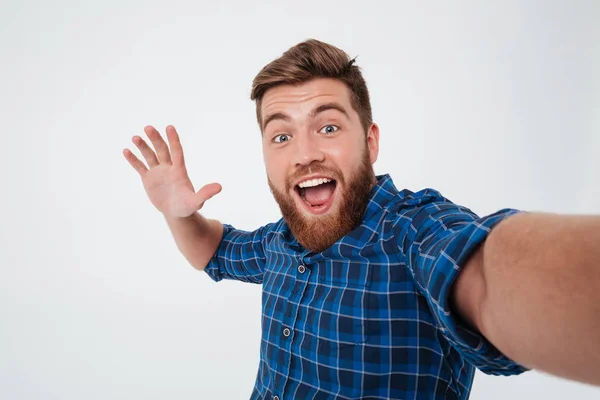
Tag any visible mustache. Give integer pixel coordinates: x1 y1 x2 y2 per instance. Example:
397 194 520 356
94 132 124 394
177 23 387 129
285 163 344 191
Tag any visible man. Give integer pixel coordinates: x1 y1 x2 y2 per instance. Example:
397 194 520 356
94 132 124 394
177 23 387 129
123 39 600 399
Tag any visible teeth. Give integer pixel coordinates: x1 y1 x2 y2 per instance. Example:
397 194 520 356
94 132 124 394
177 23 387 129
298 178 332 188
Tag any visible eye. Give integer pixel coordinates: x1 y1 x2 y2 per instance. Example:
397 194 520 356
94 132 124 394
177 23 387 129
319 125 339 135
273 133 291 143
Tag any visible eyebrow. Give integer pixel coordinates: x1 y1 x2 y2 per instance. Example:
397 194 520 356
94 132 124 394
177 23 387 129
262 102 350 131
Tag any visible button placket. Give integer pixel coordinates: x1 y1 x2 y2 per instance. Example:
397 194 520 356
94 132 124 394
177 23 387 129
275 260 310 399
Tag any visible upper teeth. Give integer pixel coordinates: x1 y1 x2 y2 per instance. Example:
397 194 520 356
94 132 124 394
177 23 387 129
298 178 332 188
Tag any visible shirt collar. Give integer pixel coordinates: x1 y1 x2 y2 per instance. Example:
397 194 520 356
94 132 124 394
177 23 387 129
361 173 401 222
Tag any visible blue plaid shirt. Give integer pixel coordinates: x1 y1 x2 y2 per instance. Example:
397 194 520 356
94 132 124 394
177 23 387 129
204 174 528 399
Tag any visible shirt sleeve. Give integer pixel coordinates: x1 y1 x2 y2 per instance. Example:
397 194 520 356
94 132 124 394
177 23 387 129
203 222 275 284
400 191 530 375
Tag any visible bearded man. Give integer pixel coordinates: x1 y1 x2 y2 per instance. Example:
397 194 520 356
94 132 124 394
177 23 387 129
123 39 600 399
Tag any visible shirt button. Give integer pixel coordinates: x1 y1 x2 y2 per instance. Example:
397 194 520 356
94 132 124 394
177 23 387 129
298 265 306 273
273 396 280 400
283 327 291 337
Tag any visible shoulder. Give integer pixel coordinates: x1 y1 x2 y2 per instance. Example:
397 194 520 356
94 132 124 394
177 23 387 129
385 187 470 221
221 218 285 244
394 187 452 209
382 187 484 244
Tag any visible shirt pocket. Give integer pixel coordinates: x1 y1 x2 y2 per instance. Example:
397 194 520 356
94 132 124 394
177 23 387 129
298 263 370 348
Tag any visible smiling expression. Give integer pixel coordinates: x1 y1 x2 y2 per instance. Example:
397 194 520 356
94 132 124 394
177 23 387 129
261 78 380 252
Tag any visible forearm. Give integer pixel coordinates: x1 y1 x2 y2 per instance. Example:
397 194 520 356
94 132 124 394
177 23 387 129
480 212 600 385
164 212 224 271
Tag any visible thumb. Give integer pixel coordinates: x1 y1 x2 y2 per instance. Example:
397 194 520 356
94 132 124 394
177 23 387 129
195 182 222 208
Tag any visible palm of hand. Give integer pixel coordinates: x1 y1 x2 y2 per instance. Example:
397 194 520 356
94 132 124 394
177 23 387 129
123 125 221 218
142 164 198 217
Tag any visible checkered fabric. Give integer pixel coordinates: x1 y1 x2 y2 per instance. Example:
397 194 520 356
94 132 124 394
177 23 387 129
204 174 528 399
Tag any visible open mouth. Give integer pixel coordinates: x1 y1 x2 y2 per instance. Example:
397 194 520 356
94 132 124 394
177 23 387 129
294 177 338 214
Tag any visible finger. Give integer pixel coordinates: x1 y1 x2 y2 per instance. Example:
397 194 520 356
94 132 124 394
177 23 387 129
132 135 160 168
123 148 148 176
166 125 185 166
195 183 222 207
144 125 172 165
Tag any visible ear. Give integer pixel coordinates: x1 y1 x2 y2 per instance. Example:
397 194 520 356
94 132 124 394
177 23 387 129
366 123 380 164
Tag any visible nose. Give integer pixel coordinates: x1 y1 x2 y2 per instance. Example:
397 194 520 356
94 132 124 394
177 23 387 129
291 132 325 167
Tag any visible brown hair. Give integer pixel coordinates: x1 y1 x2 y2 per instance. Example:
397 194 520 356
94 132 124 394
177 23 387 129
250 39 373 134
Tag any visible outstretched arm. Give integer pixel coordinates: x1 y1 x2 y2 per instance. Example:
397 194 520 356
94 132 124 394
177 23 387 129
454 212 600 386
124 125 271 282
124 125 224 271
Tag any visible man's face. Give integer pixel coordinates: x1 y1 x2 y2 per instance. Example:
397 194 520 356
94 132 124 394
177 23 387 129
261 78 380 252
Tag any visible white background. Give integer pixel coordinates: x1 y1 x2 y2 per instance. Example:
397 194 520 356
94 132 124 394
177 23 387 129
1 0 599 399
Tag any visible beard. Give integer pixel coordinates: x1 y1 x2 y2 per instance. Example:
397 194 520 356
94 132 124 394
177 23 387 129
268 147 376 253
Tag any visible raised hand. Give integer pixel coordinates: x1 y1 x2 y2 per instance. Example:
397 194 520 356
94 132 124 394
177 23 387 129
123 125 222 218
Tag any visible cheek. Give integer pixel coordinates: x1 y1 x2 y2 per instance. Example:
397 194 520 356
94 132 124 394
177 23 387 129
324 141 363 173
264 153 288 185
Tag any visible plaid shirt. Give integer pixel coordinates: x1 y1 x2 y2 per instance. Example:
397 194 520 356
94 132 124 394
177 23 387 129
204 174 528 399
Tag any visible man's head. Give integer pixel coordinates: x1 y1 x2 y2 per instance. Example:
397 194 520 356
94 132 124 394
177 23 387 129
251 39 380 253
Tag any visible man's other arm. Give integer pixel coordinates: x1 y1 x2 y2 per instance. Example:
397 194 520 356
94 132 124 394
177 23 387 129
165 212 271 284
164 212 223 271
453 212 600 386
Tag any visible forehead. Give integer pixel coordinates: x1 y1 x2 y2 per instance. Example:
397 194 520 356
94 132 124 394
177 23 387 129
261 78 353 115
